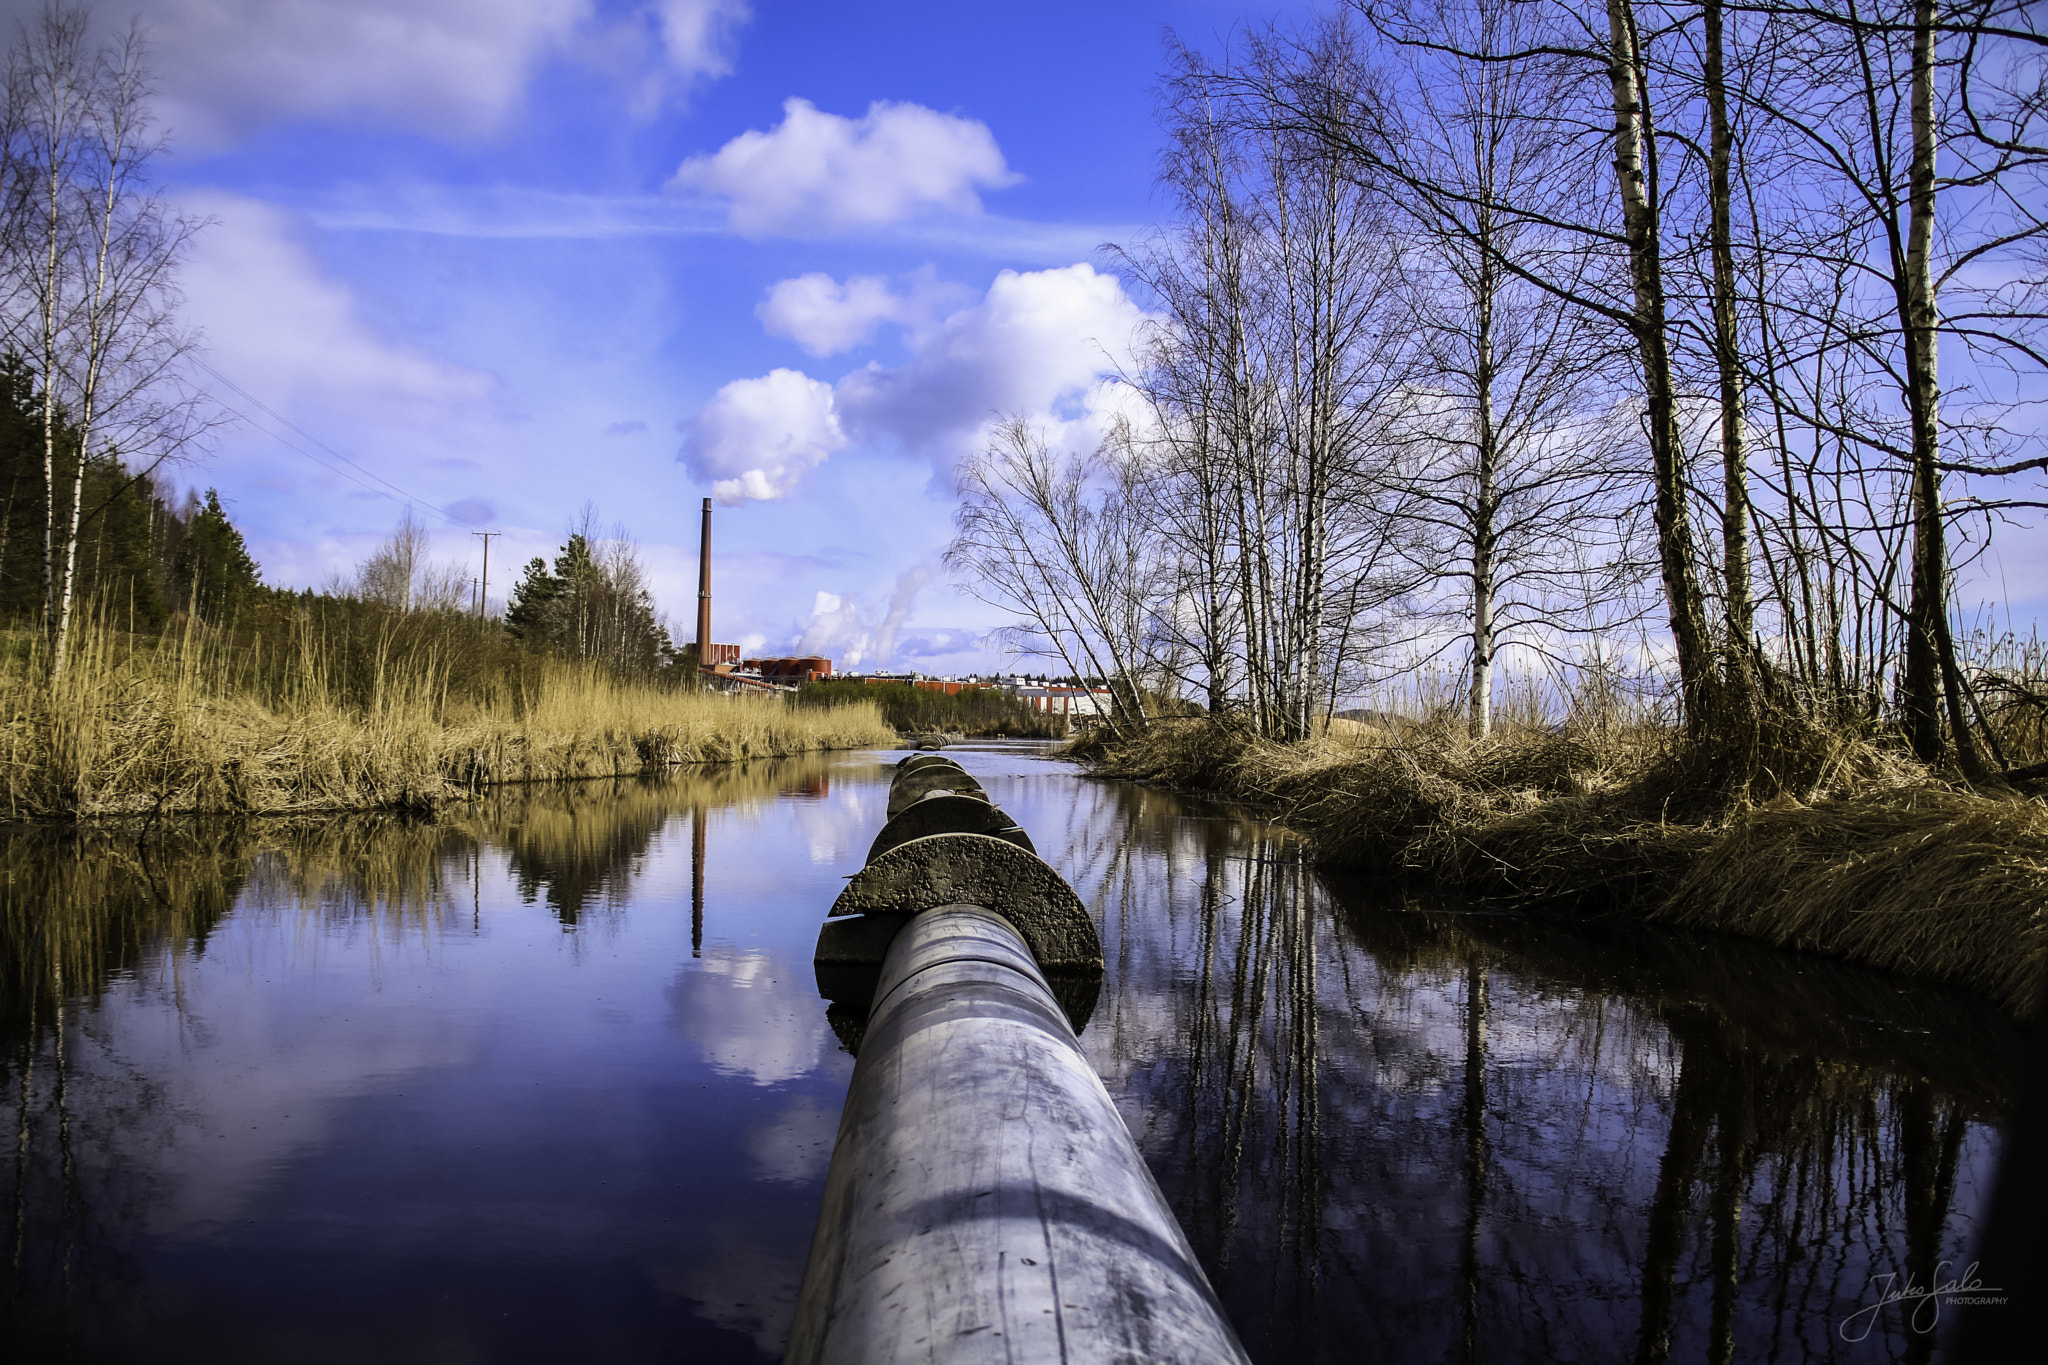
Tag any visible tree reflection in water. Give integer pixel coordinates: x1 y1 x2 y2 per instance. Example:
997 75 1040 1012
1037 778 2022 1365
0 750 2027 1362
0 754 855 1357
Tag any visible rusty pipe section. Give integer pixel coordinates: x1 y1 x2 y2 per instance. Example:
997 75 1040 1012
787 756 1249 1365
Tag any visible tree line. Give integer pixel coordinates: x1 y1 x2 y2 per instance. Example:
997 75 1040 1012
951 0 2045 776
0 353 255 629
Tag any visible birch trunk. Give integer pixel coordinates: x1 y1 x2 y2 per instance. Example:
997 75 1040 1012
1703 0 1755 697
1605 0 1716 725
1467 108 1501 741
1899 0 1980 772
1470 264 1498 741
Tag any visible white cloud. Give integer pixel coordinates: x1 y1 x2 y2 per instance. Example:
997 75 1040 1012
652 0 748 73
22 1 746 147
756 267 971 357
670 97 1018 236
758 274 902 356
685 265 1145 513
679 368 847 504
834 263 1147 461
178 190 491 411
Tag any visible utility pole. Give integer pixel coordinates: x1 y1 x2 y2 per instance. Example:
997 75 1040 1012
471 531 501 623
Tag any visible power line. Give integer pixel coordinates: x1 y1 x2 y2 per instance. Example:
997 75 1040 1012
189 358 477 529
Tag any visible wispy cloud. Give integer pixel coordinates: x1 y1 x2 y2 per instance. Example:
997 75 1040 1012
296 183 1136 262
301 184 725 239
26 0 751 149
180 189 493 412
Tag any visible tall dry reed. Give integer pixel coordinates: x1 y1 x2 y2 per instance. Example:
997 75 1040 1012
0 613 895 818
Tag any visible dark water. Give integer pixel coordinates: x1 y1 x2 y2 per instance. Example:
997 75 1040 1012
0 745 2026 1362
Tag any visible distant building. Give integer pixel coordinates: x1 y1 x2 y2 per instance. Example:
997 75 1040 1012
1011 685 1112 717
910 678 996 696
743 656 833 684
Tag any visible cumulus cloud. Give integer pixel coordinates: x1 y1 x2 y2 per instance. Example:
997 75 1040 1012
686 265 1145 508
25 0 746 147
757 267 972 357
678 368 847 505
834 263 1147 460
670 97 1018 236
758 274 899 356
178 190 491 411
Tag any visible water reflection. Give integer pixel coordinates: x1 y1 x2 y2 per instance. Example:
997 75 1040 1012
1025 773 2021 1365
0 746 2028 1363
0 752 867 1362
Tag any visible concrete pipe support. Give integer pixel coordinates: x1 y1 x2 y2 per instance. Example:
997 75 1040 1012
785 906 1249 1365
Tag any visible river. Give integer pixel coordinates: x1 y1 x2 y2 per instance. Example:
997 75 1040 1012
0 743 2024 1362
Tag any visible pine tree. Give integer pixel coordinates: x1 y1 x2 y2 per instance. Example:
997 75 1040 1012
504 556 562 642
171 489 259 623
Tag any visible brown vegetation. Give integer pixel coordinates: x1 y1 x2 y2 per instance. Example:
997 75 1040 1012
1086 709 2048 1018
0 616 895 819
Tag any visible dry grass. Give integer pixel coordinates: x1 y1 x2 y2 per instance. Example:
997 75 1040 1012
1091 698 2047 1017
1654 788 2048 1017
0 615 895 819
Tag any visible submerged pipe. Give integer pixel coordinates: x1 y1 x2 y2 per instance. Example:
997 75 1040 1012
789 762 1248 1364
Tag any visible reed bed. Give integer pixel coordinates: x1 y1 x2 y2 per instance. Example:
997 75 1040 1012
1655 788 2048 1017
0 616 895 819
1091 703 2048 1017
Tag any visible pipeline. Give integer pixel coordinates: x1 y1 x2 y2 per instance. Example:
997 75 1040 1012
788 755 1251 1364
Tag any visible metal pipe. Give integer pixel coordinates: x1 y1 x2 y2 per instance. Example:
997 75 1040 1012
786 906 1249 1364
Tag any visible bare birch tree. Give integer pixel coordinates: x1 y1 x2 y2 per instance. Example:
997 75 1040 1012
3 4 203 680
1326 1 1650 736
947 418 1160 731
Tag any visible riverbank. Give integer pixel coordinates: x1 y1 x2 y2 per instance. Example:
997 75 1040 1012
1084 718 2048 1019
0 620 895 819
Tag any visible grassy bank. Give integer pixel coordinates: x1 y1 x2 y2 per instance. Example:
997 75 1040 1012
0 616 895 819
794 678 1066 738
1086 714 2048 1018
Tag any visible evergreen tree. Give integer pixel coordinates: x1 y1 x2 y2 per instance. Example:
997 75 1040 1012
504 556 562 642
504 527 671 676
0 356 46 621
74 456 172 629
172 490 259 623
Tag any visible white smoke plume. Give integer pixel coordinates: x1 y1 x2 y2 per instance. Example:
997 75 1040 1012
788 566 932 670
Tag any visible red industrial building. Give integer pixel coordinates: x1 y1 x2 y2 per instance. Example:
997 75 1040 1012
743 656 834 684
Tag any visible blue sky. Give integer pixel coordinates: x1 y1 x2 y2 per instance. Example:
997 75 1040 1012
15 0 2037 674
26 0 1302 672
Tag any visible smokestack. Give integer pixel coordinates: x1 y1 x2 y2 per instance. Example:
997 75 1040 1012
695 497 712 660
